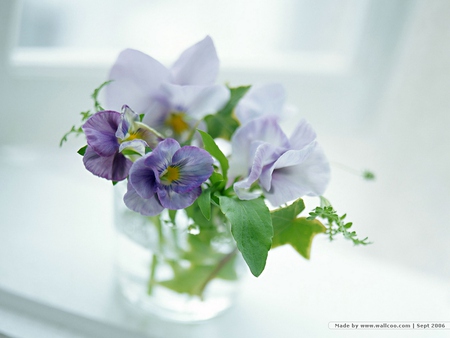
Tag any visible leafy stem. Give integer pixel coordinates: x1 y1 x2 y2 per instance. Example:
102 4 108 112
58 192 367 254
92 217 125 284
198 248 238 300
307 202 371 245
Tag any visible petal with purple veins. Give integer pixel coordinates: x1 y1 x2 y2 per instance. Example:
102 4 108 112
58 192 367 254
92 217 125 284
116 105 139 139
128 155 158 199
170 146 213 194
233 143 279 200
83 146 131 181
143 138 180 174
124 180 164 216
157 185 202 210
119 139 148 156
263 145 331 206
82 111 121 157
228 117 289 182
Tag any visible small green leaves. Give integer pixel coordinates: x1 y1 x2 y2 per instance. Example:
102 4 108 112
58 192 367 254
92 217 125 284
80 110 92 121
60 125 83 147
307 205 371 245
205 85 251 140
77 145 87 156
91 80 112 112
198 129 229 183
271 199 325 259
219 196 273 277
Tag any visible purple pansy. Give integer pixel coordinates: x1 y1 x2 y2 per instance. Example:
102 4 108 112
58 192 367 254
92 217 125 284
228 117 330 206
105 36 230 140
124 138 213 216
82 105 163 181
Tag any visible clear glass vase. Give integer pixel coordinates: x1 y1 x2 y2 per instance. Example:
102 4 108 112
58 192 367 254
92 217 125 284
113 182 245 322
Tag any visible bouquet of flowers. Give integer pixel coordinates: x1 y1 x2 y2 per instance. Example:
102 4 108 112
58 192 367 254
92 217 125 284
61 36 369 319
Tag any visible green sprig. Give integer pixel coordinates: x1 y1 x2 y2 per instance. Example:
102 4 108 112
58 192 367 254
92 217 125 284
307 204 371 245
92 80 112 112
60 81 112 147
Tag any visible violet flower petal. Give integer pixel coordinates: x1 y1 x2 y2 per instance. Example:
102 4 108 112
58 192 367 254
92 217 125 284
105 49 170 113
259 143 316 192
235 83 286 125
115 105 139 140
157 186 202 210
289 118 317 150
124 180 164 216
83 146 132 181
228 117 289 183
118 139 147 156
264 145 331 206
82 111 121 157
143 138 180 174
170 146 213 194
128 155 158 199
170 36 219 86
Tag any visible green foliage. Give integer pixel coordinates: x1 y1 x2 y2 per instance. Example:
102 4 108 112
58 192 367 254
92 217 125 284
271 198 326 259
159 250 238 298
204 85 251 140
197 188 212 220
362 170 376 181
59 125 83 147
77 145 87 156
307 205 371 245
156 203 239 298
120 148 142 156
60 81 112 147
218 196 273 277
198 129 229 183
91 80 112 112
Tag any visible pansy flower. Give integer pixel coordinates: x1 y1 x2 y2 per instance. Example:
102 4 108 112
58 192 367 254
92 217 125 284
124 138 213 216
82 105 163 181
228 117 330 206
105 36 230 140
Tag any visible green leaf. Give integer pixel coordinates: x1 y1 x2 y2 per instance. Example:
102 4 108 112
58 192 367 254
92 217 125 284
77 145 87 156
159 265 215 297
204 85 251 139
59 125 83 147
271 198 325 259
120 148 142 156
218 196 273 277
197 188 212 220
197 129 229 183
168 209 177 225
80 110 92 121
272 218 325 259
218 85 251 117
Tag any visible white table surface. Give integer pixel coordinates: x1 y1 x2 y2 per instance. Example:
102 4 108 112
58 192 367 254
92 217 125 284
0 144 449 338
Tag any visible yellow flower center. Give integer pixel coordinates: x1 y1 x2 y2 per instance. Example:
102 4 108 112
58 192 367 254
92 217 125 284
166 112 190 134
126 132 139 140
160 166 180 184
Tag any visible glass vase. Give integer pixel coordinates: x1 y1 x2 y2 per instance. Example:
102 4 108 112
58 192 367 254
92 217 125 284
113 182 245 322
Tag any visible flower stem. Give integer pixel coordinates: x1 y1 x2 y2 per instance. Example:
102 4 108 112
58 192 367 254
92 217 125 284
198 248 238 300
147 254 158 295
147 215 164 295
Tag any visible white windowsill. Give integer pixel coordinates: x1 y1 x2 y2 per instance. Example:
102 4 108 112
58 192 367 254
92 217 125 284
0 143 448 338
